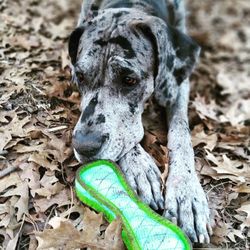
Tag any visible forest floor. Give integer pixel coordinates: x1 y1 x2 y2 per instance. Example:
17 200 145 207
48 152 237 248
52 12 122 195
0 0 250 249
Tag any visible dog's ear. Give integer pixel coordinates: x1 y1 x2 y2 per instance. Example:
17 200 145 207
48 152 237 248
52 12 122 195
130 17 200 105
169 27 200 85
68 26 85 65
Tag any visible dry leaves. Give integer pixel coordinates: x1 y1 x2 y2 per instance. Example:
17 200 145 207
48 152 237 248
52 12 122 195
0 0 125 249
0 0 250 249
35 209 124 250
188 0 250 247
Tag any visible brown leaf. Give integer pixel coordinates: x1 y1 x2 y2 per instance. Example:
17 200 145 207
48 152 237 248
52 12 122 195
104 218 125 250
192 124 218 151
211 154 249 183
36 220 86 250
211 221 230 245
223 99 250 126
192 94 219 121
34 189 71 213
81 207 104 240
233 184 250 194
31 174 65 198
2 181 29 221
6 230 20 250
237 202 250 229
61 49 70 70
0 114 31 151
28 152 59 172
36 209 123 250
8 35 40 50
0 172 21 193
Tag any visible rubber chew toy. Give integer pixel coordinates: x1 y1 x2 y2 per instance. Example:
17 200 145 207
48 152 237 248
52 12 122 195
75 160 191 250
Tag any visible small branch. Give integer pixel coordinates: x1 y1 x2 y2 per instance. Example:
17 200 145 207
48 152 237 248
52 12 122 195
47 125 68 132
0 150 8 156
0 165 19 178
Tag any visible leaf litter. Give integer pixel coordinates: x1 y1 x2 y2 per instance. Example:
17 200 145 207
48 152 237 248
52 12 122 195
0 0 250 249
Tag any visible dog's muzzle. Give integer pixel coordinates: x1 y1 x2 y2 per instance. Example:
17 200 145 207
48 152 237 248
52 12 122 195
72 130 109 157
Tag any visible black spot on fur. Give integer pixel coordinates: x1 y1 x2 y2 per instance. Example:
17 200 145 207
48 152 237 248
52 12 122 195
94 36 136 58
96 114 105 124
107 2 133 8
173 68 186 85
174 0 181 9
90 4 98 11
113 11 129 18
167 55 174 70
140 70 148 79
128 103 138 114
102 133 110 142
81 94 98 123
131 29 140 39
94 38 107 47
99 16 105 22
124 60 133 67
163 88 173 100
109 36 136 58
159 79 167 90
87 120 93 127
87 49 95 56
143 44 149 51
133 146 141 156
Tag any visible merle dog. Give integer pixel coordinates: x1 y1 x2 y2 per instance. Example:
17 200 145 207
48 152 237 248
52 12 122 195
68 0 212 243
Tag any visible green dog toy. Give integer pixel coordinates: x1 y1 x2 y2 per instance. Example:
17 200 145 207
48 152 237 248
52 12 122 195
75 160 191 250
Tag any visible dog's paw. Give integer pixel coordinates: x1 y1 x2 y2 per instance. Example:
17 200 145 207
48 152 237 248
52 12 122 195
118 144 164 210
163 174 212 243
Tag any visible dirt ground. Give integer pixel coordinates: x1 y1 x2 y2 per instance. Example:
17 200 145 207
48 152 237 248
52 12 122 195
0 0 250 249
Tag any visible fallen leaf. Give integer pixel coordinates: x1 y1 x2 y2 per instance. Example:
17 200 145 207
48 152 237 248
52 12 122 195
35 209 123 250
0 114 31 151
192 124 218 151
105 218 125 250
34 189 71 212
2 181 29 221
237 202 250 229
211 154 249 183
192 94 219 121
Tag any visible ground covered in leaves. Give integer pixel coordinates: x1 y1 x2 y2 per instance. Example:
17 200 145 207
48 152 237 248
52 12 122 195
0 0 250 249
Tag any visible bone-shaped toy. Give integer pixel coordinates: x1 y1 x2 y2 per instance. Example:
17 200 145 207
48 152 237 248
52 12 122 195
75 160 191 250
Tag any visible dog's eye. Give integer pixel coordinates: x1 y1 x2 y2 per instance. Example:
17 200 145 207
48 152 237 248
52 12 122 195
76 72 85 83
123 76 138 86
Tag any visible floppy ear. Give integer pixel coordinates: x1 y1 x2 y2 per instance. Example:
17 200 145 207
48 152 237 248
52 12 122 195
169 27 200 85
130 17 200 106
68 26 85 65
69 0 101 65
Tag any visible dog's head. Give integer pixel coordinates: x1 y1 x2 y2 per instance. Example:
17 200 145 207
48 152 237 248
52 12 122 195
68 9 199 162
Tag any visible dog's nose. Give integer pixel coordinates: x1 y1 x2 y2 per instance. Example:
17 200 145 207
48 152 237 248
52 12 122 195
72 131 107 157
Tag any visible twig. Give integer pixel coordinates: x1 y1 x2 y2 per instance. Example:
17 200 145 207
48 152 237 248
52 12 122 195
206 181 231 195
47 125 68 132
0 165 19 178
0 150 8 156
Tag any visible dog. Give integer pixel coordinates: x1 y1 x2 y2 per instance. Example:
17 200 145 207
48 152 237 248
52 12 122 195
68 0 212 243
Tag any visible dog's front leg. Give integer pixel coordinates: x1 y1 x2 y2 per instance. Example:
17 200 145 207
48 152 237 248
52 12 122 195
164 80 212 243
118 144 164 211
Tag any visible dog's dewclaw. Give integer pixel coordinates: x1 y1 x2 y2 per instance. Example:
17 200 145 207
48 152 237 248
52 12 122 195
75 160 191 250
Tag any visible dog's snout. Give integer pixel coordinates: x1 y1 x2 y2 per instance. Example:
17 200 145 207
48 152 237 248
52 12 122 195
72 130 108 157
